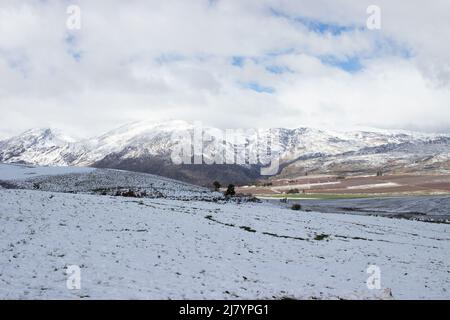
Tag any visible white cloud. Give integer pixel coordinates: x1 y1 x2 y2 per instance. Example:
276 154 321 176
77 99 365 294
0 0 449 139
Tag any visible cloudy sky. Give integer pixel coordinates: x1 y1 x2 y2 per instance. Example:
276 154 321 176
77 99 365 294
1 0 450 138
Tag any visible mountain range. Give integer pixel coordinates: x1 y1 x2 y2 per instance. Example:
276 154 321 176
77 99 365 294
0 120 449 185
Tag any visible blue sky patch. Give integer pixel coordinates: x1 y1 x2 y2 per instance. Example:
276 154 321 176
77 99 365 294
269 8 356 36
240 82 275 93
374 37 414 59
231 56 245 67
266 65 292 74
320 55 363 73
65 33 82 62
69 50 82 62
295 16 355 36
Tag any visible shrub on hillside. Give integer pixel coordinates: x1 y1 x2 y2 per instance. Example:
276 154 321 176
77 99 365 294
212 181 221 192
224 184 236 197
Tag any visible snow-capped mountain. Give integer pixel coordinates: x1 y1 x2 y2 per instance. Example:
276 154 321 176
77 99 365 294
274 127 450 177
0 128 76 165
0 120 449 185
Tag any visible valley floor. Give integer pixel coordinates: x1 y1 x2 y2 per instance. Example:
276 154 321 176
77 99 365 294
238 173 450 196
0 189 448 299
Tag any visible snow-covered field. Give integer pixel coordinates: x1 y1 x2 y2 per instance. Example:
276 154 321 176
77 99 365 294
0 163 220 201
0 163 95 180
0 164 449 299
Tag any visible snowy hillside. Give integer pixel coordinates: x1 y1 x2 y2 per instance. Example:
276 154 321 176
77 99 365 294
0 163 94 180
0 189 448 299
0 163 221 201
0 163 449 299
0 121 449 184
0 128 76 165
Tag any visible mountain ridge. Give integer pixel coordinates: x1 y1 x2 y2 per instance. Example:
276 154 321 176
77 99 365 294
1 120 449 185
